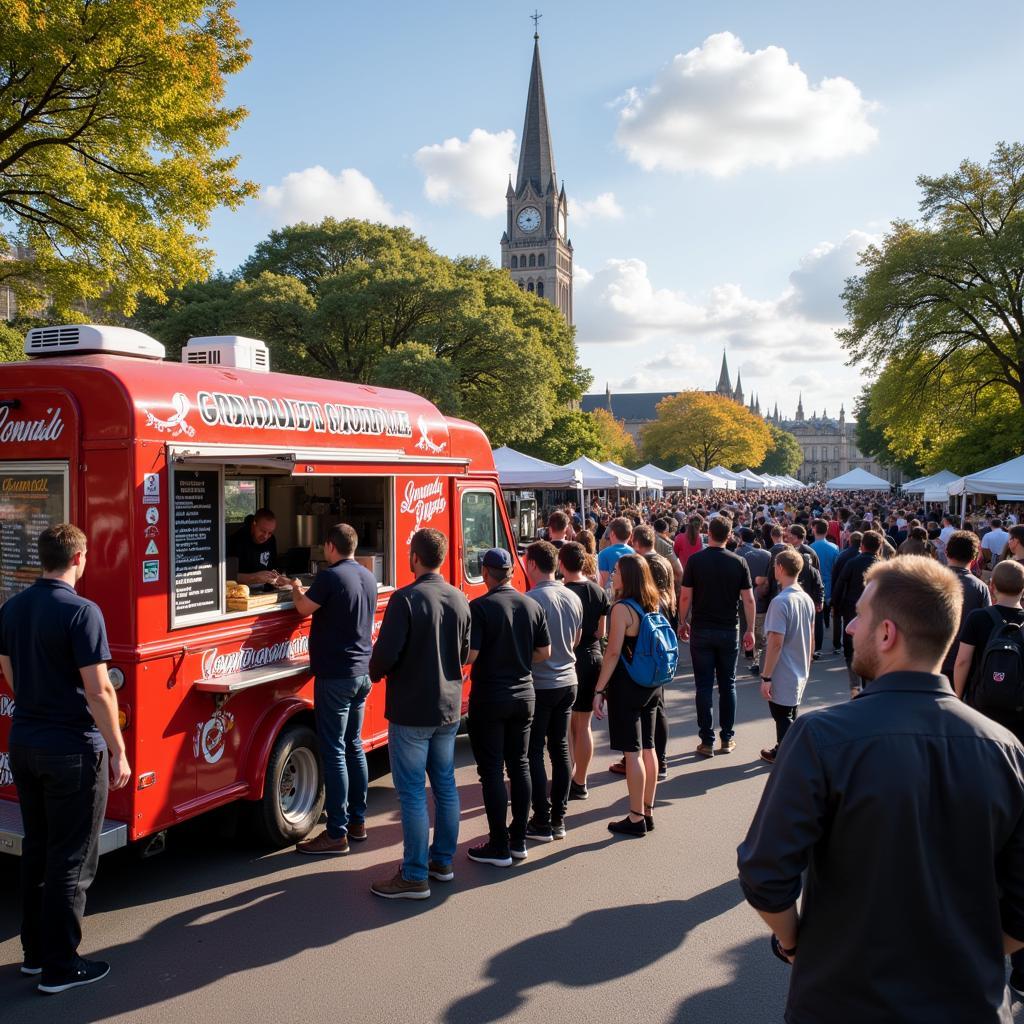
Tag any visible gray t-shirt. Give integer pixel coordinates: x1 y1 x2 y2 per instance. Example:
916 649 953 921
764 584 815 706
528 579 583 689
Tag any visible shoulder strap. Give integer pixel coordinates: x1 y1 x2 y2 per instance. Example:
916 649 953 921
620 598 643 624
989 605 1008 631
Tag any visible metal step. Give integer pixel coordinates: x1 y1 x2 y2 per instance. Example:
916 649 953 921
0 798 127 856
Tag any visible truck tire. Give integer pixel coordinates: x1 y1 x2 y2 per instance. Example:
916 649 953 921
251 724 325 847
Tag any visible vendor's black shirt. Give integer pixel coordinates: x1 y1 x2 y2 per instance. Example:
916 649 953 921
305 559 377 678
369 573 470 727
227 524 278 575
738 672 1024 1023
565 579 610 654
469 585 549 702
0 579 109 752
681 546 752 631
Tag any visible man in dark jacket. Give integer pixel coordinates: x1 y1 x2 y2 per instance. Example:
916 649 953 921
831 531 882 696
739 555 1024 1024
829 532 862 655
942 530 990 682
368 529 470 900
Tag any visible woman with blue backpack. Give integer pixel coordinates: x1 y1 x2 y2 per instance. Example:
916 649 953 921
592 555 678 838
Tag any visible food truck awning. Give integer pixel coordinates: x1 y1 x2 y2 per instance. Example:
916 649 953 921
167 443 470 472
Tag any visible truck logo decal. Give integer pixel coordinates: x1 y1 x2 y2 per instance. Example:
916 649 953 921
0 405 64 444
0 752 11 787
400 478 447 545
0 695 13 718
193 709 235 764
414 417 448 455
143 392 196 438
200 636 310 679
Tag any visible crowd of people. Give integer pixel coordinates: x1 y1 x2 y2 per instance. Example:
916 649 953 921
6 485 1024 1017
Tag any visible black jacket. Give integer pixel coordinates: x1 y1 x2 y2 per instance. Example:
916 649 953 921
368 573 471 727
738 672 1024 1023
831 552 879 619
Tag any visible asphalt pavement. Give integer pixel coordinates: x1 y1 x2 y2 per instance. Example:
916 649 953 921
1 650 1021 1024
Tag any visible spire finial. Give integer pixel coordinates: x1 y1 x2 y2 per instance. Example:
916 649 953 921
531 9 542 38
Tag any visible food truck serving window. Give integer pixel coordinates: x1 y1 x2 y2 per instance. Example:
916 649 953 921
170 461 394 629
0 462 69 606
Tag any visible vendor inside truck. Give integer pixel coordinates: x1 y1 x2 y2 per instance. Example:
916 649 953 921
227 507 288 587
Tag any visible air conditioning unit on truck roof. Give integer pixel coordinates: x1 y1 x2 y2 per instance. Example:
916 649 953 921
181 335 270 372
24 324 166 359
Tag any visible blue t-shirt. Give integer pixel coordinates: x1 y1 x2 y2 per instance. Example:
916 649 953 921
810 539 840 599
0 579 110 752
597 543 634 579
305 559 377 678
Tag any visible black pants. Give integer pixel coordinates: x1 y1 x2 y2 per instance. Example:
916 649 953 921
768 702 798 751
831 605 843 649
11 745 108 977
655 695 668 768
814 608 826 653
528 686 575 826
468 697 534 851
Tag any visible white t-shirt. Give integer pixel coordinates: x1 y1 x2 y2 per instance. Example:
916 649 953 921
939 525 957 545
981 528 1010 558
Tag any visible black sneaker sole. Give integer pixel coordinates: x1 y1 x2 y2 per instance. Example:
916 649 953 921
467 851 513 867
38 963 110 994
370 886 431 900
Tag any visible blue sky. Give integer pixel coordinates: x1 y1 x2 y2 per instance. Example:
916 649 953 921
207 0 1023 418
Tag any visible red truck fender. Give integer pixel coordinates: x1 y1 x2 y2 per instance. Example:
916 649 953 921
243 696 315 800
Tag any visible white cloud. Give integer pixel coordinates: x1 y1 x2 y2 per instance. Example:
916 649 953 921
414 128 517 217
261 166 412 226
615 31 879 176
575 231 874 415
571 192 625 226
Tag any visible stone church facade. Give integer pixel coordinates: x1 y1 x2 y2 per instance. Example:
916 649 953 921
500 33 573 323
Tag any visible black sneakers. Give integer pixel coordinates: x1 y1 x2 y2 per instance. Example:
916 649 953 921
568 781 589 800
551 820 566 840
467 842 513 867
526 816 554 843
608 814 647 838
1009 969 1024 999
38 958 110 994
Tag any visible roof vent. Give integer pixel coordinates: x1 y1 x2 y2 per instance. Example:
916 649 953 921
182 335 270 373
24 324 165 360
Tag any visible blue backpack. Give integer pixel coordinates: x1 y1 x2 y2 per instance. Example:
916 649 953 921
621 599 678 687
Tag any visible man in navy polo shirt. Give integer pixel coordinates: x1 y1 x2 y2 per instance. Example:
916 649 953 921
0 523 130 994
291 522 377 855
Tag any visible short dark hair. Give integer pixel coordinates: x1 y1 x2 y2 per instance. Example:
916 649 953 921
653 518 669 534
410 528 447 569
254 507 276 523
776 547 803 577
861 531 882 554
992 518 1003 528
789 523 806 541
558 541 586 574
945 530 979 563
608 516 632 542
848 531 863 549
632 524 655 550
525 540 558 575
708 517 731 543
325 522 358 557
38 523 87 572
548 511 569 532
813 519 828 536
993 560 1024 597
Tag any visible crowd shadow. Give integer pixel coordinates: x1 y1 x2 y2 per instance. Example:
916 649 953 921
444 878 745 1024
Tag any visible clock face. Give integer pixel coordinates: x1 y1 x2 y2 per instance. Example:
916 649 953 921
517 206 541 233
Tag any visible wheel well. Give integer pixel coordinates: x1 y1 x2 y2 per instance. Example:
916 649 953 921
243 699 317 800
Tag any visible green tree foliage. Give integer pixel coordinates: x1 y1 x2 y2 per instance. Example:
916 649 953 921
852 385 921 476
132 219 590 447
521 410 605 465
641 391 772 471
756 423 803 476
0 0 256 316
840 142 1024 417
591 408 640 467
0 321 21 362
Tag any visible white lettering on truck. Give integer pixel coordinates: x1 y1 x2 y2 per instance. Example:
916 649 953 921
0 405 64 444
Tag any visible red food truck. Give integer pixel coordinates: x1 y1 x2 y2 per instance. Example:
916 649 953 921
0 324 525 855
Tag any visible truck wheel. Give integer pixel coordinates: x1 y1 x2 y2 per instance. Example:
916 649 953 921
251 724 324 847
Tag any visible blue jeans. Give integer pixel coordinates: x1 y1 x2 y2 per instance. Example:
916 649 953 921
388 722 460 882
690 627 739 745
314 675 371 839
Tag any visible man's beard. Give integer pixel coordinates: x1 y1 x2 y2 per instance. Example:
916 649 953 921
851 642 879 682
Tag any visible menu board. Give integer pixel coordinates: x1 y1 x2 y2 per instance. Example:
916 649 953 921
0 469 67 605
172 469 221 621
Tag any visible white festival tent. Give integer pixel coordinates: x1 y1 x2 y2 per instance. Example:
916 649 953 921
759 473 793 489
492 447 584 489
782 475 806 489
637 463 690 490
561 456 633 490
902 469 959 502
737 469 769 489
676 464 734 490
826 467 892 491
947 454 1024 501
601 460 664 493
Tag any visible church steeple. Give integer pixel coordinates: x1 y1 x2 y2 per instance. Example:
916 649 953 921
796 392 805 422
733 370 744 406
716 350 732 396
515 34 557 197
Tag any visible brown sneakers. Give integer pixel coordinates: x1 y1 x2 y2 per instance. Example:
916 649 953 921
295 829 350 855
718 739 737 754
695 743 715 758
347 821 367 842
370 870 430 900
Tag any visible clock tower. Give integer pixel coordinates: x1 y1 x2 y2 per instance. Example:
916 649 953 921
500 30 573 324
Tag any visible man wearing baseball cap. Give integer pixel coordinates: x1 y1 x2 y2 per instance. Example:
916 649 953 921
466 548 551 867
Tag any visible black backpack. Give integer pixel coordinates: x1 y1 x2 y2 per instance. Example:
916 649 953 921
970 607 1024 715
